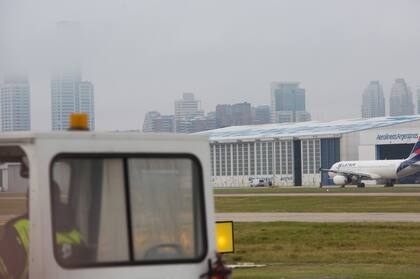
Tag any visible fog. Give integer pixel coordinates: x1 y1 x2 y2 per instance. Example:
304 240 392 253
1 0 420 131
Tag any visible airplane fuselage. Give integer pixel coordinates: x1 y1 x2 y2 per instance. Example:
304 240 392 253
329 159 419 181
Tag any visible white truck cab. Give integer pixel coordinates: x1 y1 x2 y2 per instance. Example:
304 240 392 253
0 131 231 279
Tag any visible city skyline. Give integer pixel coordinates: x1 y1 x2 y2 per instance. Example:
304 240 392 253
361 81 385 118
1 0 420 131
1 71 420 133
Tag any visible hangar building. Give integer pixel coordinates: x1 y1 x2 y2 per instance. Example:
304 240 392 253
198 115 420 187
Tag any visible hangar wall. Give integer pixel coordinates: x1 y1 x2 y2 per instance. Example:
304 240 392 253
209 118 420 187
210 139 296 187
358 120 420 160
211 137 328 187
340 132 360 161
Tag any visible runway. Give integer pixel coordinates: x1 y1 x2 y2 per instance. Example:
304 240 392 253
215 192 420 197
216 212 420 222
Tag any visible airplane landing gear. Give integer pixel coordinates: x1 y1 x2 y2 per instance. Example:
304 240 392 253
385 180 395 187
357 182 365 188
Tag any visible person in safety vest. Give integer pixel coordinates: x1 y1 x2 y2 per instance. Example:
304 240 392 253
50 181 85 265
0 214 29 279
0 157 84 279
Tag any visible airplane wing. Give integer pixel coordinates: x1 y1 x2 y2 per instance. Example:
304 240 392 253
319 168 380 179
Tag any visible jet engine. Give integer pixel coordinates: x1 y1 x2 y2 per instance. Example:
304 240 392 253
333 175 350 185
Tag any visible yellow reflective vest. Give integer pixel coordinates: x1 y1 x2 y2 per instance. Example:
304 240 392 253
0 218 81 279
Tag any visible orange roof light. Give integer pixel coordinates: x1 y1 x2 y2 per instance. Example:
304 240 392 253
69 113 89 131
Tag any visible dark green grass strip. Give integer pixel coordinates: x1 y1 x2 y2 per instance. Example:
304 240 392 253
232 264 420 279
214 185 420 194
225 222 420 265
215 196 420 213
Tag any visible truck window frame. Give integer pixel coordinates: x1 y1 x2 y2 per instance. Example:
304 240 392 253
49 152 209 269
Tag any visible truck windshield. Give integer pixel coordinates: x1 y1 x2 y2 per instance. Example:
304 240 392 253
50 154 206 268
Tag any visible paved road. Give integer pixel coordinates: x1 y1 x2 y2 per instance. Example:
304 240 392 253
215 192 420 197
216 212 420 222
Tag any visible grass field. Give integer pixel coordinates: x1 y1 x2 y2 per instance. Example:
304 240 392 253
215 196 420 213
227 222 420 278
214 185 420 194
232 264 420 279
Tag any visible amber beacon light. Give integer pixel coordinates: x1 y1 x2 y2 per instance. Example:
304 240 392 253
69 113 89 131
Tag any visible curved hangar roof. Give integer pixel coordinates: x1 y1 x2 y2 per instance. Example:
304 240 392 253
198 115 420 142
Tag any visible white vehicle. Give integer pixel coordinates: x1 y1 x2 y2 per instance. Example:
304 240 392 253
321 137 420 187
250 178 272 187
0 116 233 279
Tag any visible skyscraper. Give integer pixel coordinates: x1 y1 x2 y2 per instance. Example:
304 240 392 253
389 78 414 116
253 105 271 125
0 75 30 131
152 115 175 133
270 82 311 123
231 102 252 126
51 21 95 131
361 81 385 118
215 102 253 128
174 93 204 132
190 113 216 133
142 111 175 133
78 81 95 130
142 111 161 132
215 104 232 128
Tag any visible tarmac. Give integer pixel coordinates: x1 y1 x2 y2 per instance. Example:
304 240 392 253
216 212 420 222
215 192 420 197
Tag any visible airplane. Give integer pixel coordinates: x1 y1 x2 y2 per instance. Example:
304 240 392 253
320 137 420 187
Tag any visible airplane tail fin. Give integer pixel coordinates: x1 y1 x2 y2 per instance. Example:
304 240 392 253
406 137 420 161
397 137 420 174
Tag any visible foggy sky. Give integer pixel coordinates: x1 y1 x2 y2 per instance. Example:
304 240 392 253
1 0 420 131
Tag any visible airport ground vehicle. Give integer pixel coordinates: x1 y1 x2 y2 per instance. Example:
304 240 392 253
250 178 272 187
0 120 232 278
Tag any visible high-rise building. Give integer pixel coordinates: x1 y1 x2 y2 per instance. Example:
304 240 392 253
174 93 204 132
215 104 232 128
78 81 95 130
0 75 30 131
152 115 175 133
142 111 161 132
231 102 252 126
361 81 385 118
51 21 95 131
253 105 271 125
390 78 414 116
215 102 252 128
270 82 311 123
142 111 174 133
51 73 95 130
190 113 217 133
